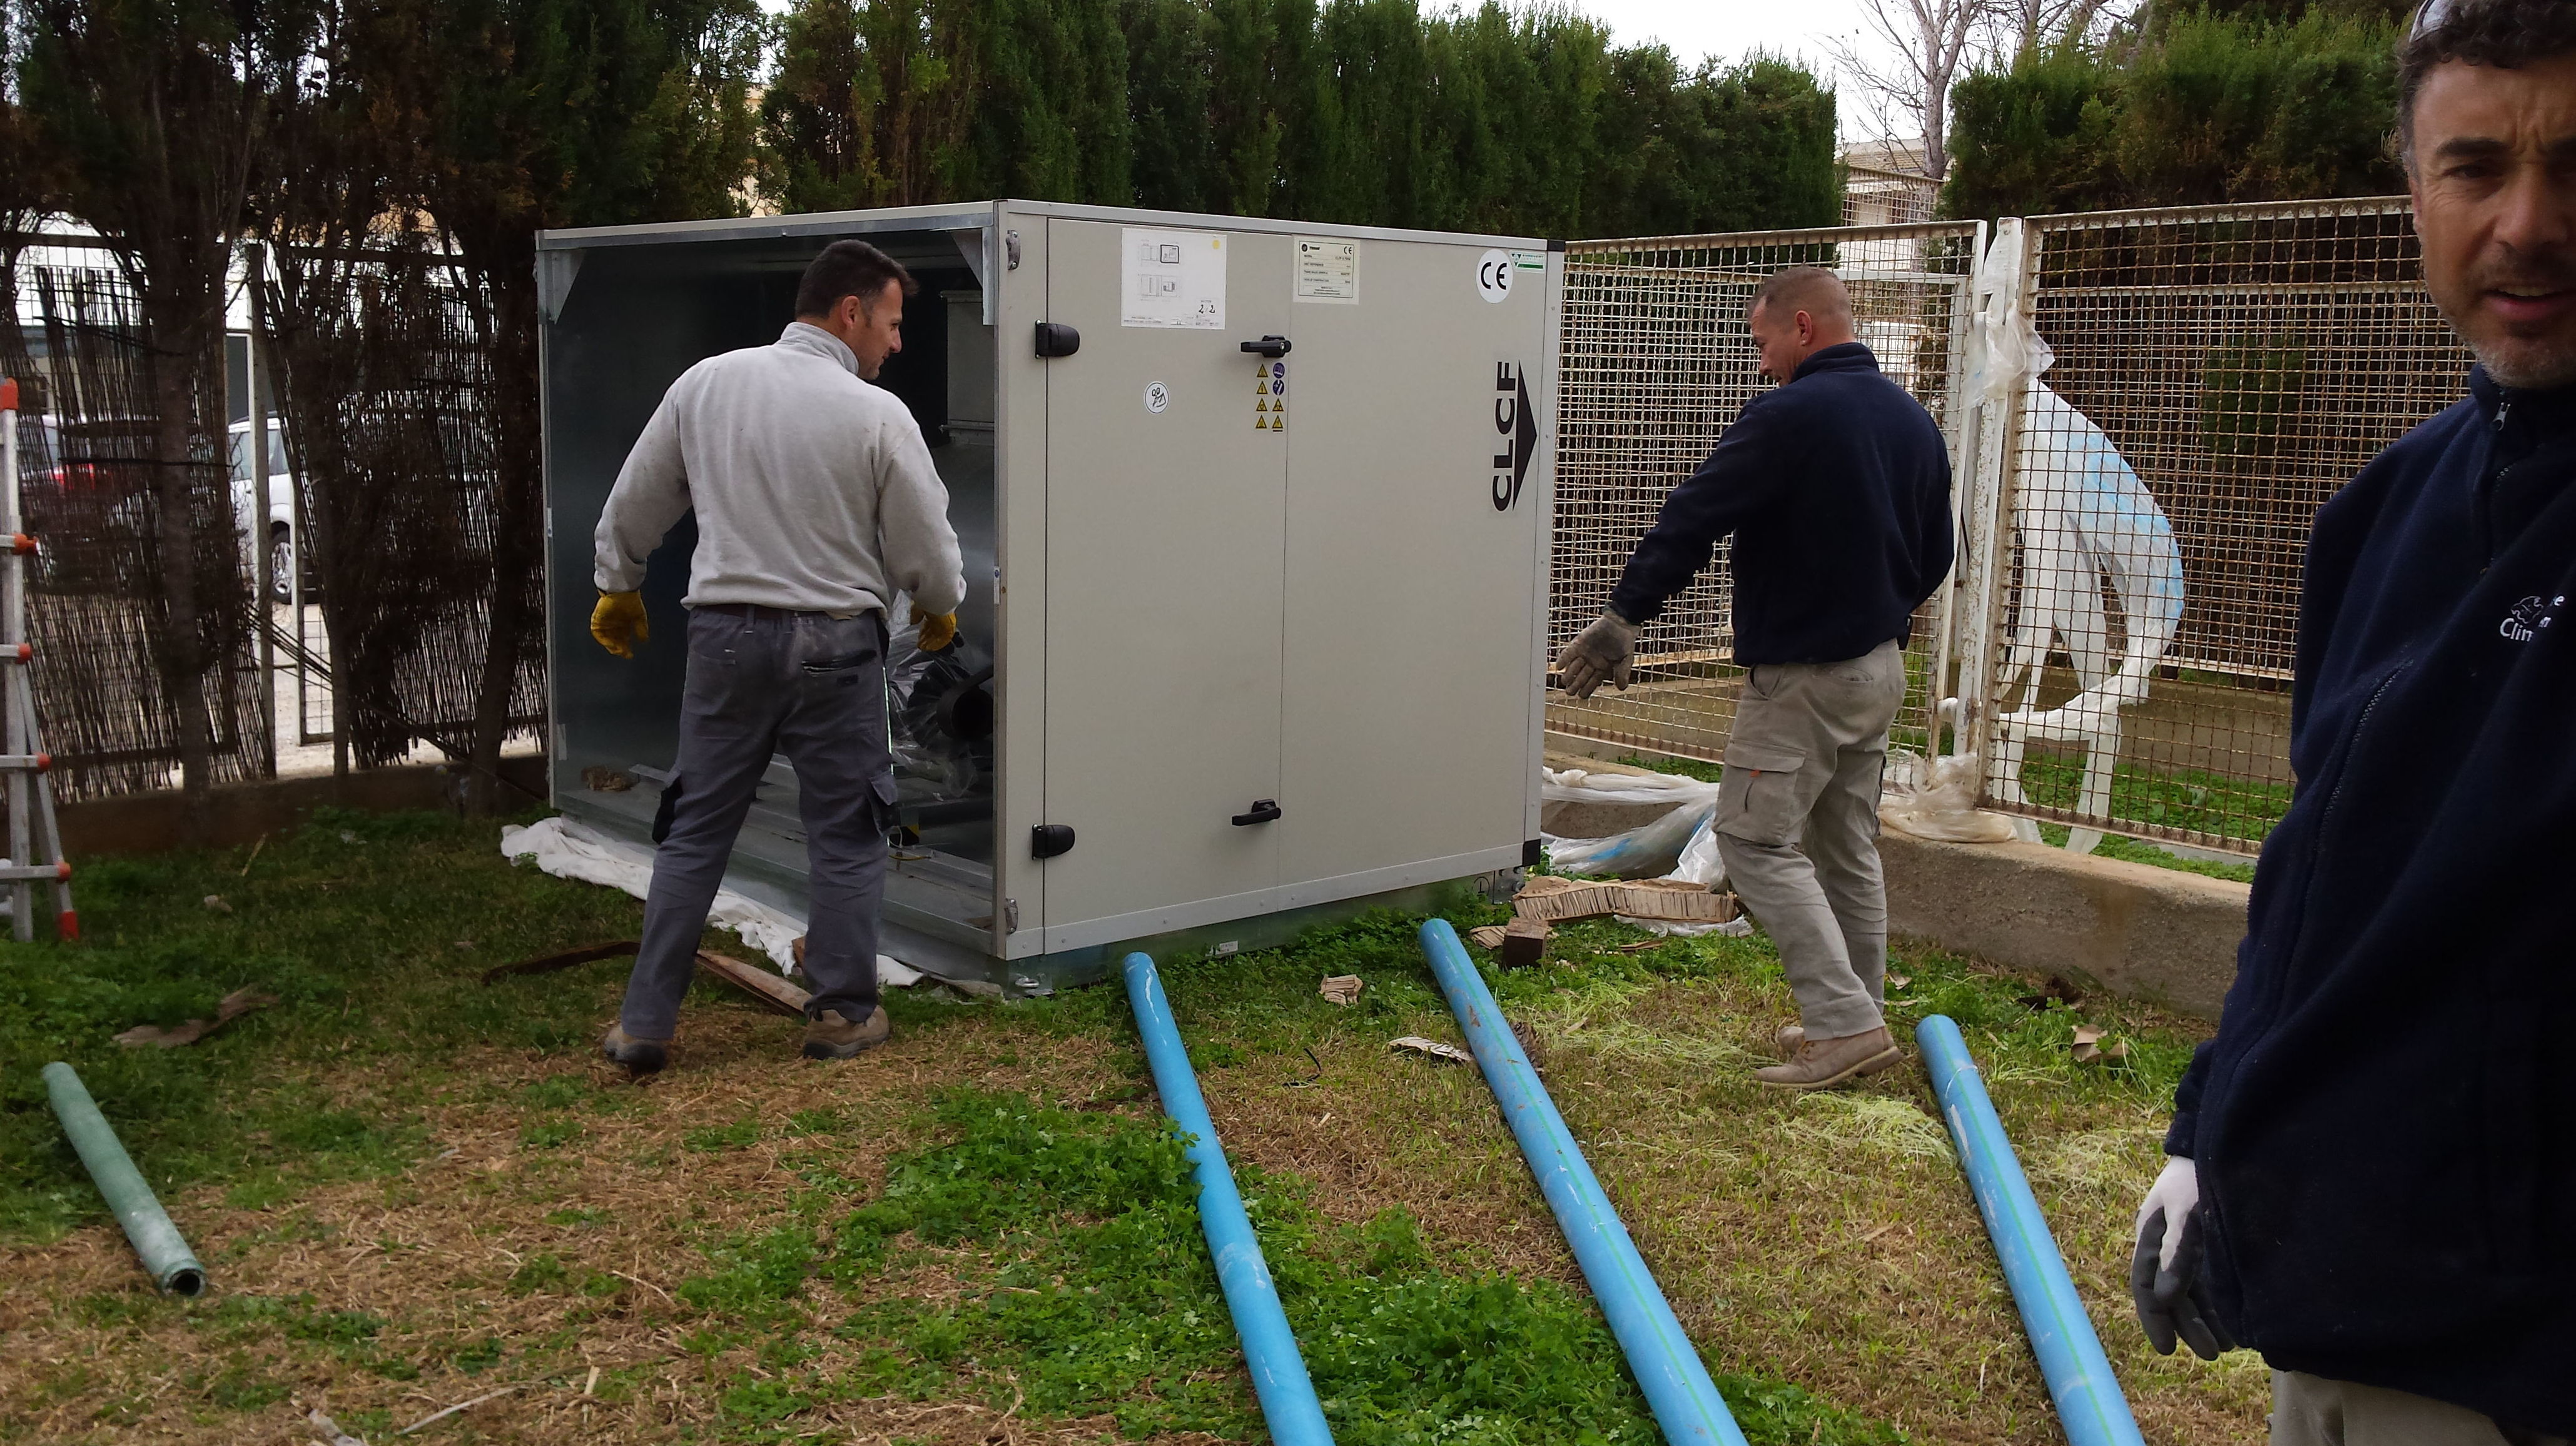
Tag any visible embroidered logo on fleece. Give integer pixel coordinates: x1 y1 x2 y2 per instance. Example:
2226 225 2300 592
2500 594 2563 642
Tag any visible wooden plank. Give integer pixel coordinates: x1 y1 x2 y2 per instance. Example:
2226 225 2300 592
696 949 809 1018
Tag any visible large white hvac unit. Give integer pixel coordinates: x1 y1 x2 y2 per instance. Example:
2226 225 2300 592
538 201 1560 991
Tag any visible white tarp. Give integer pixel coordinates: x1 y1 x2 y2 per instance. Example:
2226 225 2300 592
499 816 923 986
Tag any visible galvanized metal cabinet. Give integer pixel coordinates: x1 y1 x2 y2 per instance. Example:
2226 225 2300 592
537 201 1558 990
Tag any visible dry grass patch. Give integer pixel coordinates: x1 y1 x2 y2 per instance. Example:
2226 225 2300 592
4 812 2266 1443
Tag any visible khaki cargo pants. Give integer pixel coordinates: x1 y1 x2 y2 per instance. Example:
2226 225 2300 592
2271 1372 2568 1446
1712 639 1907 1041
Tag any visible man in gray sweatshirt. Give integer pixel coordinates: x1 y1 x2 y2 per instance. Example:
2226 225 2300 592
589 240 966 1071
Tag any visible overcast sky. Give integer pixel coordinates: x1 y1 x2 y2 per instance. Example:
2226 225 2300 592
1573 0 1873 74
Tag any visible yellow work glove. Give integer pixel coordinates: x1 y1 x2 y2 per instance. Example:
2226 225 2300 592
591 590 648 659
911 604 957 652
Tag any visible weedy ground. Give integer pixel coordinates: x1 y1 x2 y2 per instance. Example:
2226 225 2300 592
0 807 2266 1443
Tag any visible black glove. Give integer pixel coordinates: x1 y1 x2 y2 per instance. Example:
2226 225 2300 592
2130 1155 2238 1360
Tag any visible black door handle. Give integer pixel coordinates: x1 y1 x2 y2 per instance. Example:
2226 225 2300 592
1239 335 1291 358
1231 799 1282 826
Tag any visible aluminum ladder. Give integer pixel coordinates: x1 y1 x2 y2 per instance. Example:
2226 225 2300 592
0 378 77 941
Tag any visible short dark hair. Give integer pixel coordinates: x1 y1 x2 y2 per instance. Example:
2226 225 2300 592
2396 0 2576 169
795 240 916 320
1750 266 1853 329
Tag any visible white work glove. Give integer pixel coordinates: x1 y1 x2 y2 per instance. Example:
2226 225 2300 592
1554 610 1638 700
2130 1156 2238 1360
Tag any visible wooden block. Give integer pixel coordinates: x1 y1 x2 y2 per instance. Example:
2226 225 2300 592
1499 917 1553 969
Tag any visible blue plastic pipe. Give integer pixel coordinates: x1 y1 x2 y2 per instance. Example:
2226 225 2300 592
1916 1014 2146 1446
1417 919 1749 1446
1122 953 1334 1446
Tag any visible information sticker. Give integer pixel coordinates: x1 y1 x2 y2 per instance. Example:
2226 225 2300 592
1122 228 1227 330
1293 237 1359 303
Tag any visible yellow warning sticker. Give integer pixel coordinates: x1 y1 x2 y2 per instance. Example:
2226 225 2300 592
1256 399 1269 413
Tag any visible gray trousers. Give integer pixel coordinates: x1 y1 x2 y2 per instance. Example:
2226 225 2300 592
1713 639 1907 1040
619 605 896 1040
2273 1371 2568 1446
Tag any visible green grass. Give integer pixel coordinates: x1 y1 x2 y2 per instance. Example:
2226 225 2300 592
1611 749 2264 883
721 1086 1902 1445
2013 751 2289 844
0 806 662 1238
2038 824 2259 883
2 807 2254 1443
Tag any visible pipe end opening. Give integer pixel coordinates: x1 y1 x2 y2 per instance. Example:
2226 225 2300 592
165 1268 206 1297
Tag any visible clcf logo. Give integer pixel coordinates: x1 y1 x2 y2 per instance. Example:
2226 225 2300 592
1491 362 1535 511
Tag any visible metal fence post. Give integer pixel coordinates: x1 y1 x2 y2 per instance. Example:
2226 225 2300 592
1950 217 2037 787
246 243 276 780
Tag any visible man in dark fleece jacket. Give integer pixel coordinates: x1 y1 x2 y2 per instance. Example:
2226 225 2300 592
1554 266 1952 1090
2130 4 2576 1442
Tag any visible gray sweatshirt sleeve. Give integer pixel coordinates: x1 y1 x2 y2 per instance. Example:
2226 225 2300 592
593 395 691 594
874 412 967 616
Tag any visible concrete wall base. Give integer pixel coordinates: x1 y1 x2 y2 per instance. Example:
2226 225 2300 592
1544 731 2246 1019
58 757 550 856
1879 831 2243 1020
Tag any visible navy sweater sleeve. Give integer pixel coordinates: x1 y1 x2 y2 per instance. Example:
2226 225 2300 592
1608 399 1788 625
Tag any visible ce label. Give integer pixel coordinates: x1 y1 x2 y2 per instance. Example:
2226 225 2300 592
1476 249 1514 303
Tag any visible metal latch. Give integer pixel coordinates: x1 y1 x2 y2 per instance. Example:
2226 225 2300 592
1231 799 1282 826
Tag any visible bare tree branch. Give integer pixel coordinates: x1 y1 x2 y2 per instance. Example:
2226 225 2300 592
1826 0 1994 181
1982 0 2137 61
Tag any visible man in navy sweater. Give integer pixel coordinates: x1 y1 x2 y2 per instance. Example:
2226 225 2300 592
2130 3 2575 1440
1555 266 1953 1089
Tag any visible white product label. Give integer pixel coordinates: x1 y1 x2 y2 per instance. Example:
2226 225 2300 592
1143 380 1170 413
1122 228 1227 329
1476 248 1515 303
1293 237 1359 303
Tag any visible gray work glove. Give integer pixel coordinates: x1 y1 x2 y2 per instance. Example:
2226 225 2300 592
1554 610 1638 700
2131 1155 2238 1360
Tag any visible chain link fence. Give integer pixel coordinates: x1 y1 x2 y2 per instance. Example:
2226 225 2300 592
1548 221 1983 764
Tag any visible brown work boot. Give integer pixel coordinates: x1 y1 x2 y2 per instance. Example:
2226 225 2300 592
1773 1022 1806 1059
801 1006 891 1060
1752 1025 1901 1090
601 1023 671 1076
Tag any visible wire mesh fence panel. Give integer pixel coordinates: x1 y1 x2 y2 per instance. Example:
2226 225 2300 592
1842 166 1942 228
1983 198 2469 852
1551 222 1982 766
11 266 268 802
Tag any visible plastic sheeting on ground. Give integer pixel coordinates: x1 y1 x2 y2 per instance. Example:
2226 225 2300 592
1538 769 1743 934
1541 767 1723 880
499 816 923 987
1880 749 2020 844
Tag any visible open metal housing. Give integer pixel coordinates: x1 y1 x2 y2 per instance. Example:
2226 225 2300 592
539 201 1561 991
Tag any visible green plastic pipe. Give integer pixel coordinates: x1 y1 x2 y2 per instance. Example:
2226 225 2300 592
43 1061 206 1296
